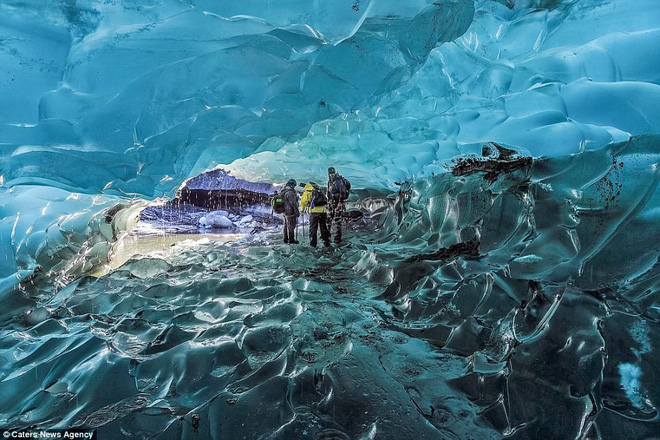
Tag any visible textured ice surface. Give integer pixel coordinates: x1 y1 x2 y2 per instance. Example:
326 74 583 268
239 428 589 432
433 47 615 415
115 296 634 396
2 0 660 438
3 142 660 438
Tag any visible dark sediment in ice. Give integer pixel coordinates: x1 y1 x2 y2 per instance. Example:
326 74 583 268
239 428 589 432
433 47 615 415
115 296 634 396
450 142 533 183
405 239 481 263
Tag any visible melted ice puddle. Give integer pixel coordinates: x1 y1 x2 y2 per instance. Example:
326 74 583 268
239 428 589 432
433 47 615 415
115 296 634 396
89 232 244 277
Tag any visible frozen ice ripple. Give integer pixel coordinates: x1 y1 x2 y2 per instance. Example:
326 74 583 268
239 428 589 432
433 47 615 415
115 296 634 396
2 139 660 438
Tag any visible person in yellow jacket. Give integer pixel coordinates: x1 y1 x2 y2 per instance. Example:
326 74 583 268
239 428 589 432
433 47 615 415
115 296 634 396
300 182 331 248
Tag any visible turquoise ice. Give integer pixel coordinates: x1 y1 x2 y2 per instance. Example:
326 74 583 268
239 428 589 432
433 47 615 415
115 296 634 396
1 0 659 438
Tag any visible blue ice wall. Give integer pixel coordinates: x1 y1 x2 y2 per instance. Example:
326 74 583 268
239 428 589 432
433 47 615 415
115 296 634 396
1 0 660 287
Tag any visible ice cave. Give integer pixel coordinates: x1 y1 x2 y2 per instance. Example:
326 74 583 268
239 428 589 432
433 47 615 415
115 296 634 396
1 0 659 438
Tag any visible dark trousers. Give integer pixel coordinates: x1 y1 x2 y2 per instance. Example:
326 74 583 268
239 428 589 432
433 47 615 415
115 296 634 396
327 202 345 244
283 214 297 243
309 212 330 247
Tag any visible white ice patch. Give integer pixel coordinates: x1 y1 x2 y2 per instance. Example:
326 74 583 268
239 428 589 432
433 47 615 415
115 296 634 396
199 211 234 228
618 363 645 410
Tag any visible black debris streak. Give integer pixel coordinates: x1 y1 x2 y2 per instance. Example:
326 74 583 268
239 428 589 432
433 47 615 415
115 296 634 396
450 142 533 182
405 240 481 263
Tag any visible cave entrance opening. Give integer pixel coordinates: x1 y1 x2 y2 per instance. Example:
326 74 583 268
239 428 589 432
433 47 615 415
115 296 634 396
92 168 375 278
137 168 282 235
88 169 284 278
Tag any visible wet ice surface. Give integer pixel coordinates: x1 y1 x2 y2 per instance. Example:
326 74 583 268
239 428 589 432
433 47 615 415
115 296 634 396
0 232 496 439
3 140 660 439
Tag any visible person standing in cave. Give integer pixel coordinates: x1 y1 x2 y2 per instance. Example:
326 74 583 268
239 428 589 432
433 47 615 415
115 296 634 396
281 178 300 244
300 182 331 248
326 167 351 245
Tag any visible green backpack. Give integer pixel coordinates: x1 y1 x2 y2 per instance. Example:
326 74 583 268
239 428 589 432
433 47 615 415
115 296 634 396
270 194 285 214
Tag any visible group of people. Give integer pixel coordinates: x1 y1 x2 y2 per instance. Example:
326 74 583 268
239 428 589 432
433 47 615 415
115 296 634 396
280 167 351 247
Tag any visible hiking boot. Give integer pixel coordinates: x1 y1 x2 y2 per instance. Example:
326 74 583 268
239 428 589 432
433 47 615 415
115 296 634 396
290 240 300 244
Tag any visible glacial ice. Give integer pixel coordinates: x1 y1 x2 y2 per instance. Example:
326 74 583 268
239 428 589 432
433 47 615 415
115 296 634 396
198 212 233 229
1 0 660 438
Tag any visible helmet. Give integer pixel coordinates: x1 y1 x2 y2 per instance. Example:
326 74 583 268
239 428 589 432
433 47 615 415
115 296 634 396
327 167 336 174
286 178 297 187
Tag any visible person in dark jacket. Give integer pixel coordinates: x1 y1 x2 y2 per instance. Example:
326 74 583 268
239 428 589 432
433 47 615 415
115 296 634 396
326 167 350 245
281 178 300 244
300 182 331 248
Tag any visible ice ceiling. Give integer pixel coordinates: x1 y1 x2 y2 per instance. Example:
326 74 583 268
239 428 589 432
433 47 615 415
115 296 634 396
1 0 660 438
